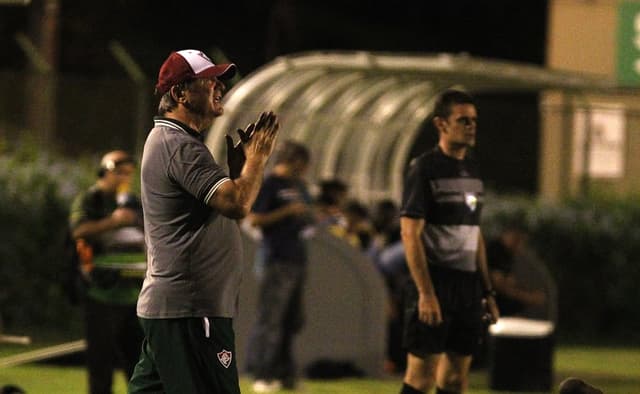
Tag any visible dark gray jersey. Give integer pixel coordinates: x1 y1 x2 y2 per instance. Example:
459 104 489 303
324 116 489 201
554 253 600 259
137 117 243 318
400 147 483 272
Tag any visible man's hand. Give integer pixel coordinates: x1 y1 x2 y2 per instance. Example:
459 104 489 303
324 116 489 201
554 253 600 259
418 292 442 326
111 208 137 227
225 111 279 179
483 295 500 324
244 111 279 164
237 122 256 143
284 202 308 217
225 123 255 179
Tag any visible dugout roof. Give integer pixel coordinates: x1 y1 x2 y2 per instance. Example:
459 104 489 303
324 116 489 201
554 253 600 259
206 51 617 203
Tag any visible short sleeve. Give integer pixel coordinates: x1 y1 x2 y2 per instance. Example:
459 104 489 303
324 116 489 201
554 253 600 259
69 189 103 229
400 157 428 219
69 193 89 229
168 141 230 204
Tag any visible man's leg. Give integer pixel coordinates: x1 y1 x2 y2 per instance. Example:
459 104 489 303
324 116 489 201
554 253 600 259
128 337 164 394
244 324 261 376
253 263 301 382
401 352 440 393
434 270 483 393
399 277 449 394
277 273 305 387
114 304 145 380
85 298 115 394
435 352 473 393
133 317 240 394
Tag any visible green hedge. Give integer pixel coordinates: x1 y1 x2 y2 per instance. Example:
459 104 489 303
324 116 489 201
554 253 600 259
1 143 639 342
0 141 94 335
484 195 640 342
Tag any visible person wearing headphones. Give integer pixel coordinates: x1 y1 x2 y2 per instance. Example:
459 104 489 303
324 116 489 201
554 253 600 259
69 150 146 394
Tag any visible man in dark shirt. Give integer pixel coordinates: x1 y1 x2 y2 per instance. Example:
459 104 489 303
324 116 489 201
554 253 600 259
246 140 312 392
398 90 499 394
487 225 546 316
69 150 145 394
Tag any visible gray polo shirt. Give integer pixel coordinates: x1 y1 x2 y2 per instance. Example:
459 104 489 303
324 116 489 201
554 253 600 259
137 117 243 319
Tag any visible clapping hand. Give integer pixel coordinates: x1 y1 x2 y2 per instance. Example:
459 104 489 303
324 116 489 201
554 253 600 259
225 123 255 179
225 112 279 179
246 111 279 158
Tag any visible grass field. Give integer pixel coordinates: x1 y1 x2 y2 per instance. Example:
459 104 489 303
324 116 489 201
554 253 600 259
1 345 639 393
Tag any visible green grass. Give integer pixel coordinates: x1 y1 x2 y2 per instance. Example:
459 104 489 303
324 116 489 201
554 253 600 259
0 345 638 393
554 346 640 393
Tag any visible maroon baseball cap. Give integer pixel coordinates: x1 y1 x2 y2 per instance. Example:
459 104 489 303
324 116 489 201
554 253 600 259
155 49 237 95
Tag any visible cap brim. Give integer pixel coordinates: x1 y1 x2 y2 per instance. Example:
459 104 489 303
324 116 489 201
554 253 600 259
196 63 237 80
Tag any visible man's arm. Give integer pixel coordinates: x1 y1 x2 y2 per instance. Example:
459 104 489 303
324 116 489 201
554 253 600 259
400 216 442 326
477 232 500 323
249 202 307 228
209 112 279 219
490 271 546 308
71 208 137 239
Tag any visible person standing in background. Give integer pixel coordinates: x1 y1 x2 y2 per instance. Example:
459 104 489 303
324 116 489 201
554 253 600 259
70 150 145 394
398 90 499 394
246 140 312 393
486 224 546 317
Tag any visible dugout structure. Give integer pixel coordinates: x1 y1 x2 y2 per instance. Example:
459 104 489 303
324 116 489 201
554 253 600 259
206 50 618 204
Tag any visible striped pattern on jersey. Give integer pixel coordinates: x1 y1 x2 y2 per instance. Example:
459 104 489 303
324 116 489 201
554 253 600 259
401 147 484 272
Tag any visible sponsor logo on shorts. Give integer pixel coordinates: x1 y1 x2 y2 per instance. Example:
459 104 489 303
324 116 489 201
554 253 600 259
217 350 232 368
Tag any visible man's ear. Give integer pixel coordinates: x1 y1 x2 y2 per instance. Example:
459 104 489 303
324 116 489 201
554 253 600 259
433 116 446 133
170 85 185 103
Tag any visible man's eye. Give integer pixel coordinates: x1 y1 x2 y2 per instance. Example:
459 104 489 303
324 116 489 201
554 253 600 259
456 117 477 125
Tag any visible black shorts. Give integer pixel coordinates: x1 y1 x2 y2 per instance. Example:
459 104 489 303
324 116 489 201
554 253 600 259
402 266 484 357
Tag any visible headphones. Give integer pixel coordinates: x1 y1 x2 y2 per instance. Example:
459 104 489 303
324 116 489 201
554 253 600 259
98 155 135 178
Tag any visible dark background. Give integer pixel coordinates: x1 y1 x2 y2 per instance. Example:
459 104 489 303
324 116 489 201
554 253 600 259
1 0 548 75
0 0 548 194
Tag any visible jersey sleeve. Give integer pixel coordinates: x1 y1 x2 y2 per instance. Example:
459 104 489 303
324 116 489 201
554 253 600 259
168 141 230 205
69 192 89 229
69 190 99 229
400 157 428 219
